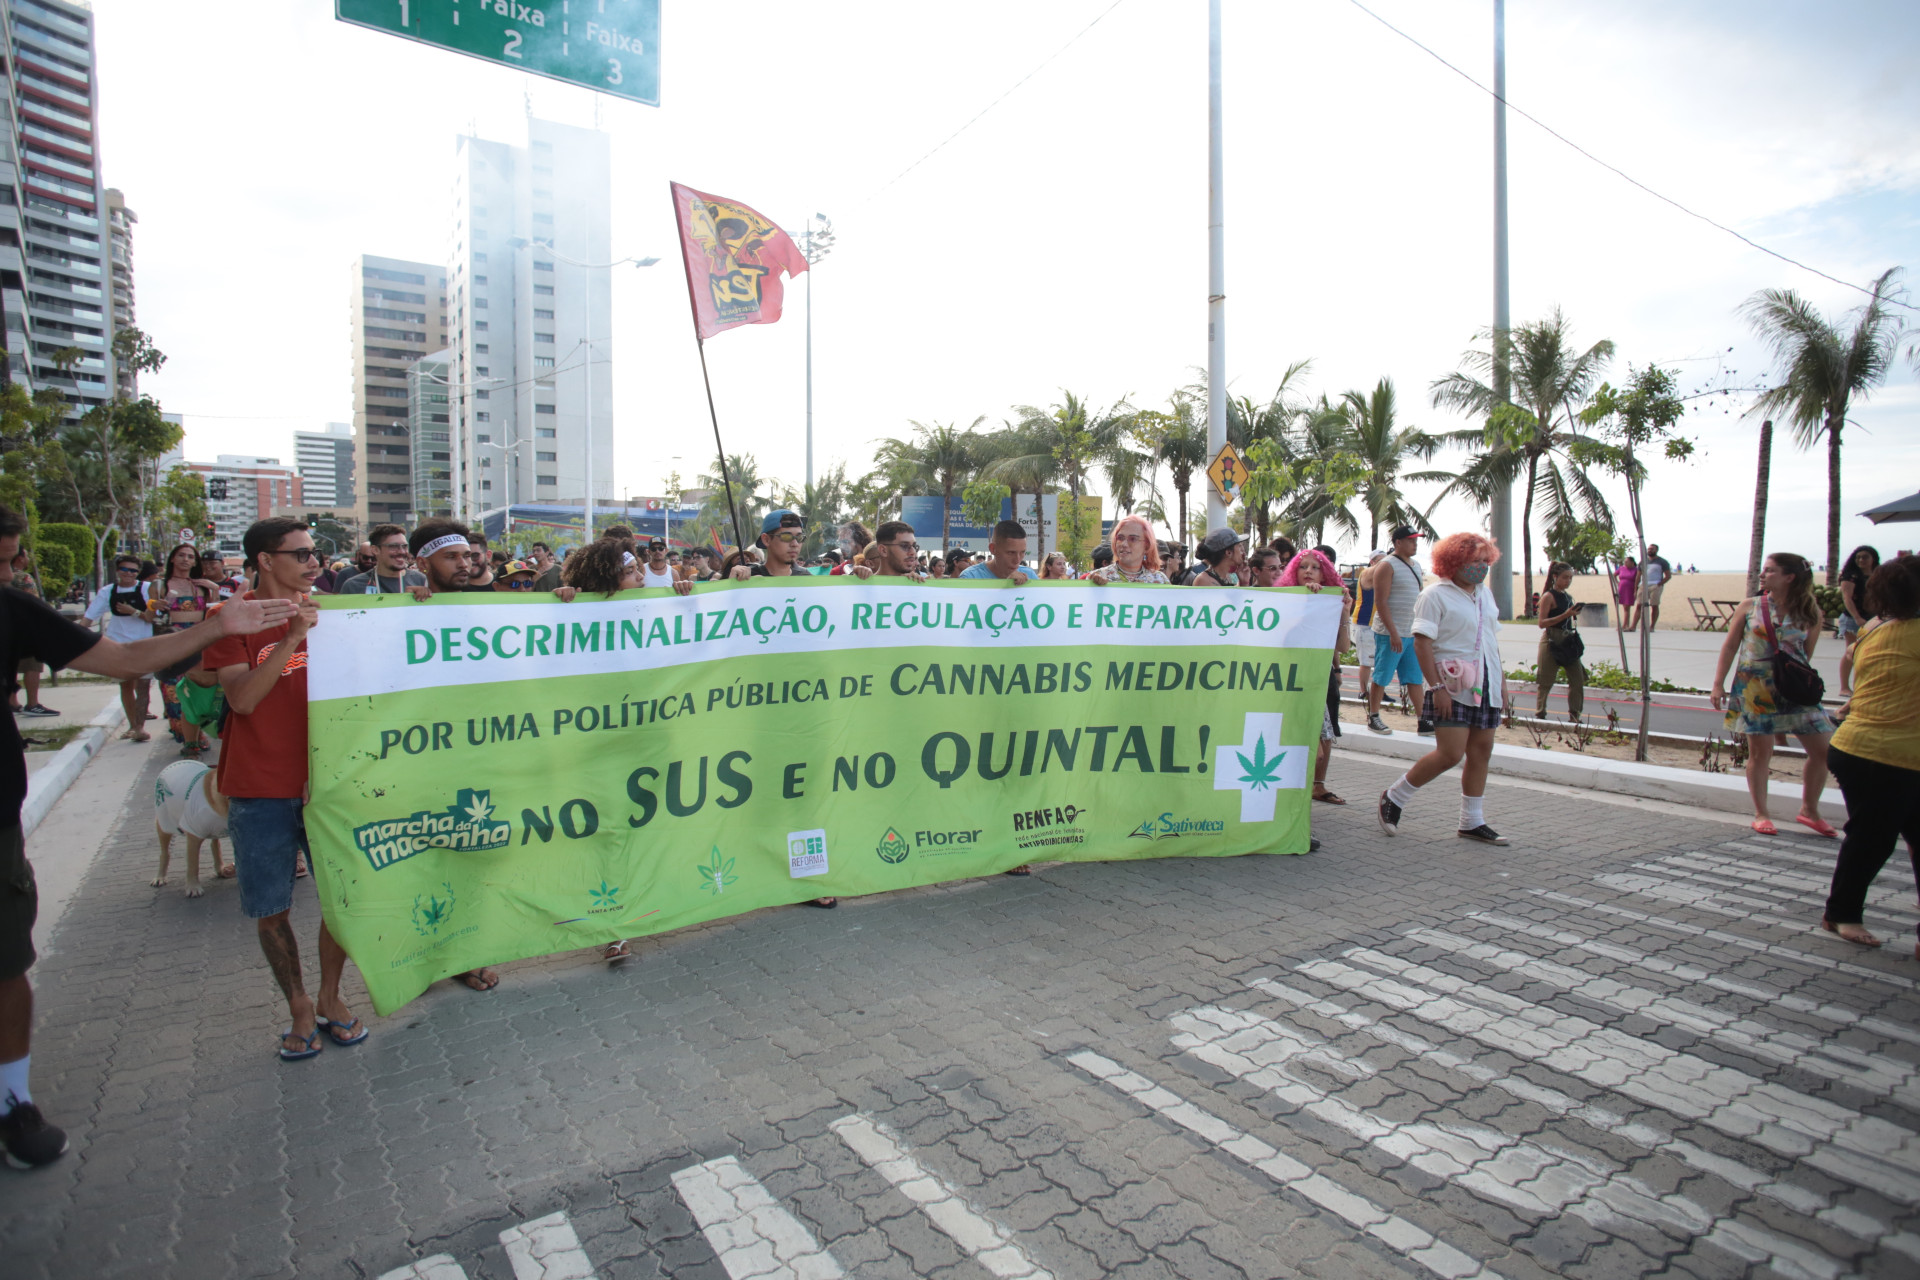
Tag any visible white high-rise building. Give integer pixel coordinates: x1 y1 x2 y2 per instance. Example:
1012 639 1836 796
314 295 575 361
447 116 612 518
294 422 355 509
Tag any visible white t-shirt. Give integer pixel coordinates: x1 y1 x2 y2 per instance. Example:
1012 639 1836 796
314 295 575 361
85 582 154 645
640 564 677 589
1410 579 1502 708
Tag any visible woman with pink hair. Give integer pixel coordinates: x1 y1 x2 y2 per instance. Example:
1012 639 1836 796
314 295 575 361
1377 532 1511 845
1279 549 1353 804
1088 514 1169 585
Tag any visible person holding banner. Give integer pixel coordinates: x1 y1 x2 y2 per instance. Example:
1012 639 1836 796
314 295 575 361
731 510 807 581
1086 515 1169 586
860 523 924 581
960 521 1034 584
1376 532 1511 847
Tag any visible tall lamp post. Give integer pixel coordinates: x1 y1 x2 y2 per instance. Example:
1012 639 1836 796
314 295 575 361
797 214 833 494
1203 0 1227 534
1489 0 1514 618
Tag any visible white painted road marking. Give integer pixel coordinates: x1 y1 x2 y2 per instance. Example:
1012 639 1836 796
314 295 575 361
380 1257 471 1280
1300 948 1920 1203
499 1211 597 1280
1171 1004 1843 1279
831 1113 1051 1278
1065 1049 1510 1280
671 1156 846 1280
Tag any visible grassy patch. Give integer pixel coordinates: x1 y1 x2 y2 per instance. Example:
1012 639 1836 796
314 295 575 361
21 725 83 753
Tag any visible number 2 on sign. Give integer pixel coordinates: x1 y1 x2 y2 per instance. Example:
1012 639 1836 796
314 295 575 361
504 30 523 58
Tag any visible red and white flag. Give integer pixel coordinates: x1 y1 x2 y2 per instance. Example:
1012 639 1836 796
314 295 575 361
670 182 809 342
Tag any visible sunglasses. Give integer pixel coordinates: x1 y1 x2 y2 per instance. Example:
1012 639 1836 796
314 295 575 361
505 578 536 590
766 531 803 544
265 546 319 563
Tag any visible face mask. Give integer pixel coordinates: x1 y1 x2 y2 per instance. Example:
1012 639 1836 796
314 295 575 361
1456 562 1489 587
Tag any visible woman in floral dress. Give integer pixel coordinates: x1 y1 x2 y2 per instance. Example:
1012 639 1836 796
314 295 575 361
1711 551 1834 837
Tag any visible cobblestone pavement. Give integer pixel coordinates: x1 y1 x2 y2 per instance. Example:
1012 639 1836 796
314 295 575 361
5 749 1917 1279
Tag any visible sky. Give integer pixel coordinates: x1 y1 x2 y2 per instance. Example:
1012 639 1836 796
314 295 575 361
94 0 1919 569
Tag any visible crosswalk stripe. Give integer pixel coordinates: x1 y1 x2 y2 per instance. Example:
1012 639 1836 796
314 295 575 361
671 1156 846 1280
830 1113 1050 1279
1722 839 1847 868
1245 976 1905 1244
1065 1049 1510 1280
1172 1004 1844 1279
1404 926 1920 1108
1594 872 1817 924
1657 851 1918 915
379 1257 470 1280
1299 948 1920 1203
498 1212 597 1280
1637 858 1917 923
1533 889 1920 991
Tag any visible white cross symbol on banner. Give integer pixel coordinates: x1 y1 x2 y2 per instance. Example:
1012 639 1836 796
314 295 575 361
1213 712 1308 822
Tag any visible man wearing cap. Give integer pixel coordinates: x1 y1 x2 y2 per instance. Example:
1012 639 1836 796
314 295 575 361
639 537 679 590
960 520 1032 583
1183 528 1247 586
491 560 539 592
731 510 807 580
1365 526 1429 735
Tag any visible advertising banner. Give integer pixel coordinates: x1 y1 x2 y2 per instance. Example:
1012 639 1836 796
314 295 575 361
305 580 1340 1013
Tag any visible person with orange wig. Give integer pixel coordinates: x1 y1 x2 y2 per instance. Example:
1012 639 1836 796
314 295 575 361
1377 532 1511 845
1278 548 1353 804
1087 514 1169 585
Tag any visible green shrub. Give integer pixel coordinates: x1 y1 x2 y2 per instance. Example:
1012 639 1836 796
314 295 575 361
35 523 113 588
32 542 73 598
1506 659 1700 694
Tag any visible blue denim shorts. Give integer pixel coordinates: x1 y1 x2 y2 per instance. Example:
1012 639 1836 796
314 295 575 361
1371 631 1424 689
228 797 311 919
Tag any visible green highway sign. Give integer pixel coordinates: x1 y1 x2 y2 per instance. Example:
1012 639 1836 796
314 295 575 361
336 0 659 107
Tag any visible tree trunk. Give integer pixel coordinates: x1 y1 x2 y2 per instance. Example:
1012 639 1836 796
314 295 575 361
1824 405 1843 585
1746 419 1772 597
1519 454 1540 618
940 478 952 555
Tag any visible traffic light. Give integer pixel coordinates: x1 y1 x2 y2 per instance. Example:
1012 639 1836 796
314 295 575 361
306 513 320 530
203 519 216 539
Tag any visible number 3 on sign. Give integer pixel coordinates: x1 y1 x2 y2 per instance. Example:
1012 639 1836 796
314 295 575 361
606 59 622 85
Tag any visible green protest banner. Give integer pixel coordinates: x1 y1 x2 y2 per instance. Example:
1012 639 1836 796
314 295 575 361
305 580 1340 1013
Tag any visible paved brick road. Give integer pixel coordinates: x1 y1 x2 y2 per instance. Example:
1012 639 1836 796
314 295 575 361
4 749 1916 1279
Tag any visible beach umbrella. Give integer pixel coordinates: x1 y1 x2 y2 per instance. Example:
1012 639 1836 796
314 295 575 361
1860 491 1920 524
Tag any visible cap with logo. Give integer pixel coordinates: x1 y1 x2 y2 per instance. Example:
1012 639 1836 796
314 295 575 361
647 537 666 549
499 559 537 578
1390 524 1419 542
1197 527 1248 561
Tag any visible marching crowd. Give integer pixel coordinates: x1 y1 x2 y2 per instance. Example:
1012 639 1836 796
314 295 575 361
0 499 1915 1177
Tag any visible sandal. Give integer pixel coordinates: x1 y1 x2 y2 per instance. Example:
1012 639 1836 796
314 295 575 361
1819 918 1882 947
604 940 631 964
1795 814 1839 839
1004 864 1033 876
1312 788 1347 805
122 730 151 743
316 1014 370 1046
805 897 838 908
456 968 499 991
1749 819 1778 836
278 1027 323 1061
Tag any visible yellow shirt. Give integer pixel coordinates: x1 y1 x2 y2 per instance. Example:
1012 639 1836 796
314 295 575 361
1833 618 1920 772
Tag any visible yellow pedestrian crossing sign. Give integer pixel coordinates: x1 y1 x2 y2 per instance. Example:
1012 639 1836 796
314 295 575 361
1206 443 1247 504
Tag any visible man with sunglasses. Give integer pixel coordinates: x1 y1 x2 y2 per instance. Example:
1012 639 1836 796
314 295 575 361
639 537 678 589
84 556 159 742
730 510 807 580
334 524 425 596
491 560 539 592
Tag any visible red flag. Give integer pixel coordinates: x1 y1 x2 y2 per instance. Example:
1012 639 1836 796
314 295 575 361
671 182 809 341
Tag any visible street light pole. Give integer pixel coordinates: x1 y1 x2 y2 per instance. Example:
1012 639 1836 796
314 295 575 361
1489 0 1514 618
1204 0 1227 535
799 215 833 495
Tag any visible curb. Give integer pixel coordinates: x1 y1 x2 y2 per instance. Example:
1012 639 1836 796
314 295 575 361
22 699 127 838
1335 727 1845 824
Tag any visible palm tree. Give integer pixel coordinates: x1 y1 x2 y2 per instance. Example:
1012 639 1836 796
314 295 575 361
1273 397 1361 548
1141 392 1209 549
1430 307 1616 610
1341 377 1440 549
904 418 984 550
693 453 778 549
1745 418 1772 597
978 419 1059 555
1742 268 1907 583
1226 360 1312 545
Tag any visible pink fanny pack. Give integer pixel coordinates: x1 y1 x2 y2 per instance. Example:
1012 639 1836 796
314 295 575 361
1436 657 1486 705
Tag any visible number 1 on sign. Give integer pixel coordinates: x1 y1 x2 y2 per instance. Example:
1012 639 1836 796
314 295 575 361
397 0 407 26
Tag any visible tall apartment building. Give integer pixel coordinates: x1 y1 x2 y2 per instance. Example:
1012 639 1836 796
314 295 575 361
187 456 303 552
408 350 452 518
448 116 612 518
0 0 115 413
294 421 355 509
350 254 447 527
104 184 132 386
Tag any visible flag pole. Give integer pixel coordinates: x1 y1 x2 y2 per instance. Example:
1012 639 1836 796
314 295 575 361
670 182 746 553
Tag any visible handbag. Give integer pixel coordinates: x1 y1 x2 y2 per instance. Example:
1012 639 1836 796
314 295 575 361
176 677 226 730
1549 628 1585 664
1758 597 1825 707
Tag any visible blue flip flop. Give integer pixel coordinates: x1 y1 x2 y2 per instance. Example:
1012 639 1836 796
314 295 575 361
316 1015 369 1047
278 1027 322 1061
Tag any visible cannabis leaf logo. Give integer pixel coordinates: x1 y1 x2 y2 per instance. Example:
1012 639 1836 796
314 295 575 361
1234 736 1287 792
590 880 619 908
696 846 735 895
876 827 911 864
462 791 495 824
411 881 458 935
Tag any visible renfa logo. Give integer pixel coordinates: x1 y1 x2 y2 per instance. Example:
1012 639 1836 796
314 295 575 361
1128 813 1226 841
876 827 911 864
353 789 511 871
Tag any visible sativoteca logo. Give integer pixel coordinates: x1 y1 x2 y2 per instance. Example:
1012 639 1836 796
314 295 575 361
875 827 911 864
354 788 511 871
1013 803 1089 852
1128 812 1226 841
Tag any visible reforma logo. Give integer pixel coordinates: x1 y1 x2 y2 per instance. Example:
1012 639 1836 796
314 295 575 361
354 789 512 871
788 828 829 878
1013 803 1089 852
875 826 911 864
1128 812 1227 841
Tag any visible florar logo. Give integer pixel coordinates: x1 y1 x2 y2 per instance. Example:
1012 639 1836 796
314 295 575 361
875 827 911 864
354 788 512 871
589 880 621 914
411 882 457 936
696 846 735 895
1013 803 1089 852
1128 813 1226 841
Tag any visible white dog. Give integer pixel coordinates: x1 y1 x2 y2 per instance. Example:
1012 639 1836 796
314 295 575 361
153 759 231 897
